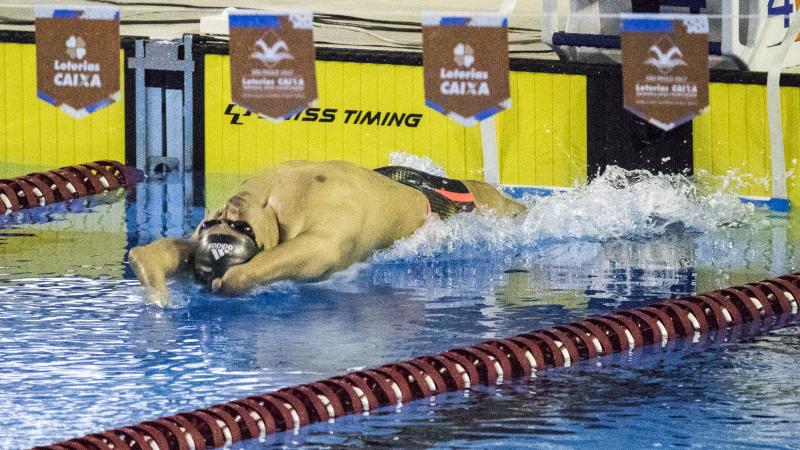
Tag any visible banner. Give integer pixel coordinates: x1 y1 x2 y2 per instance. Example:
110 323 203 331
229 11 317 121
422 13 511 126
35 5 120 118
621 14 709 131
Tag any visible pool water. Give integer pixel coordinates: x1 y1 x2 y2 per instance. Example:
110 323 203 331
1 165 799 449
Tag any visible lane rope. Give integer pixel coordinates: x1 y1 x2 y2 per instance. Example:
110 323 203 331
0 160 142 214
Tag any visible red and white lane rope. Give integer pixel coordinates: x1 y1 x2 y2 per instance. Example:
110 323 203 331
0 160 141 214
34 274 800 450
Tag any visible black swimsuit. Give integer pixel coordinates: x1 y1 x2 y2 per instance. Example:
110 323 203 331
375 166 476 219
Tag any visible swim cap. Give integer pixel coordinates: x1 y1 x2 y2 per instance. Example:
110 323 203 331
193 231 259 287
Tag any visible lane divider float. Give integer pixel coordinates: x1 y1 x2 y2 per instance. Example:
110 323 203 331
0 160 141 214
34 274 800 450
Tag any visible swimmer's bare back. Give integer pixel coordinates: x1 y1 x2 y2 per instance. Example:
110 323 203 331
129 160 526 304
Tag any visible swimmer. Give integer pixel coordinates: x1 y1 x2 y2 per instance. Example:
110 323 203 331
129 160 526 305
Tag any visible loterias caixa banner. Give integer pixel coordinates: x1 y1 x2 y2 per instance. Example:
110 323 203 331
35 5 120 118
621 14 709 131
422 13 511 126
228 10 318 121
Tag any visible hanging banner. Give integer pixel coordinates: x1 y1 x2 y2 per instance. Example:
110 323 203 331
229 10 317 122
422 13 511 126
34 5 120 118
621 14 709 131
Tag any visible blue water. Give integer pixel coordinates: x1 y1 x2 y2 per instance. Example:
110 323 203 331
1 172 799 449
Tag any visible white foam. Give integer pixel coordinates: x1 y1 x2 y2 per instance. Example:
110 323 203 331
376 163 766 261
309 262 370 292
389 152 448 178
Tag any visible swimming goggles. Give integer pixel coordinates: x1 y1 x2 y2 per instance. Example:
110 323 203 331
199 219 257 243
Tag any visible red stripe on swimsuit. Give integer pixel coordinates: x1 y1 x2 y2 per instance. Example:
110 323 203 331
433 189 475 203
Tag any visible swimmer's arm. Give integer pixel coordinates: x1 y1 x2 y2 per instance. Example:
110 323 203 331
129 238 197 305
212 232 353 295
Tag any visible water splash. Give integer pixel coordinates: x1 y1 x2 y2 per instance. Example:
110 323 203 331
377 164 767 261
389 152 448 177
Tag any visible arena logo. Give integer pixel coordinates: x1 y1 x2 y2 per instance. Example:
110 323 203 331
440 43 490 96
53 35 103 88
229 11 316 120
250 31 294 67
224 104 423 128
453 42 475 68
34 5 120 117
645 36 687 75
421 13 510 125
621 14 709 131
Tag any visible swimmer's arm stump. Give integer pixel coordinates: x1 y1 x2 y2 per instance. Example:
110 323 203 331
212 232 352 295
129 238 197 305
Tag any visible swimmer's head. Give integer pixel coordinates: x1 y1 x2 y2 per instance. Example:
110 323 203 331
193 219 259 287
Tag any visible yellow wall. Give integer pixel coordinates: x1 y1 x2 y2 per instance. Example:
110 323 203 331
204 54 587 188
694 82 800 204
497 71 587 187
0 42 126 178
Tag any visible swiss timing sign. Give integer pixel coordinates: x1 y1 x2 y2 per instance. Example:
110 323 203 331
229 11 318 121
422 13 511 126
621 14 709 131
35 5 120 118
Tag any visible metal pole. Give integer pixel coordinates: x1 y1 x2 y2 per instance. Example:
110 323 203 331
133 39 147 172
478 0 518 185
766 15 800 209
183 34 194 174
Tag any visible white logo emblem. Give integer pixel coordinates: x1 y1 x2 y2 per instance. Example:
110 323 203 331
453 43 475 68
645 37 686 74
251 31 293 67
66 35 87 60
209 243 234 261
288 12 313 29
